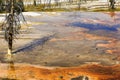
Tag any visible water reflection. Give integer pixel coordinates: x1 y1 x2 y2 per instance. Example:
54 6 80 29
7 61 16 79
107 11 116 22
109 11 115 18
3 55 17 80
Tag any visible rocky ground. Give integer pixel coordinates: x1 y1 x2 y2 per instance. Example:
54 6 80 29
0 12 120 80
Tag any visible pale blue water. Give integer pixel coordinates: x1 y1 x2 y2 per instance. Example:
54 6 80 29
66 12 120 32
69 22 118 31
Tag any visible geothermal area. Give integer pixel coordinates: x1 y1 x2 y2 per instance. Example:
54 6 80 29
0 11 120 80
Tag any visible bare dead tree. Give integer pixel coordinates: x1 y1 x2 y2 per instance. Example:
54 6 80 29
78 0 81 10
33 0 37 6
54 0 59 8
1 0 25 56
8 0 14 55
48 0 52 8
109 0 116 9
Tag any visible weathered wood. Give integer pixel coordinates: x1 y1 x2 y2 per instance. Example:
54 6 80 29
7 0 14 55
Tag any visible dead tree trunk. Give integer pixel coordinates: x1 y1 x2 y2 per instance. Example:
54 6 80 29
1 0 24 57
8 0 14 55
109 0 115 9
33 0 37 6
